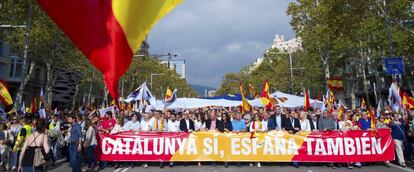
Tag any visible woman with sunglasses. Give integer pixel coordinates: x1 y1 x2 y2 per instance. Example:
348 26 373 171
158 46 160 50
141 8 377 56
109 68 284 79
9 116 21 170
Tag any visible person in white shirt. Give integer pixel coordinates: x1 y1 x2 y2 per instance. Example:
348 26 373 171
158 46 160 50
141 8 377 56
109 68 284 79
151 112 167 132
140 113 153 132
110 118 124 134
298 111 311 131
123 113 140 132
261 113 269 132
193 114 205 131
167 115 180 132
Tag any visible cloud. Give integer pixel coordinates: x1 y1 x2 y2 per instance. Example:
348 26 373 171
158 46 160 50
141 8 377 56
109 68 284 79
148 0 295 88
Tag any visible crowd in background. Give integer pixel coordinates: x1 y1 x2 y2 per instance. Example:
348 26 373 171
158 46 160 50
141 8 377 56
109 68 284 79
0 105 413 172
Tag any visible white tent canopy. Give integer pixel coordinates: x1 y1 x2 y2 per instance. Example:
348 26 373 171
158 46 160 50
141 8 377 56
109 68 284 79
154 91 323 110
249 91 323 108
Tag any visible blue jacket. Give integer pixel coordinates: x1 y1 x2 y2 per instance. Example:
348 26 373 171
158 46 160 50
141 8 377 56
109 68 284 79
390 120 405 140
268 117 277 130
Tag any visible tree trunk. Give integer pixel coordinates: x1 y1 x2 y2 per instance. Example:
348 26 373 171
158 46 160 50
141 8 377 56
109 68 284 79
14 62 36 110
87 72 95 104
45 63 57 111
71 84 79 111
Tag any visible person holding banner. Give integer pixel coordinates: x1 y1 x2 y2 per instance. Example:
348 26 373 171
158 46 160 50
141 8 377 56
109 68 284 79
231 113 246 133
205 110 222 132
219 113 232 133
167 114 180 132
249 114 262 168
123 113 140 132
99 111 116 134
283 111 301 134
179 112 195 132
140 113 153 132
298 111 311 131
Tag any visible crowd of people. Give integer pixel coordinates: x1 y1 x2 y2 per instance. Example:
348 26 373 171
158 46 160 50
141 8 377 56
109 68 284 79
0 105 413 172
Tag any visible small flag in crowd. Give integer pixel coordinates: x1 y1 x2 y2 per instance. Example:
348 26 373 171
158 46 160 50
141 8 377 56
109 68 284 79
248 83 258 98
261 80 272 109
30 97 37 113
0 80 13 112
361 98 366 110
376 99 382 118
39 88 46 118
303 89 311 111
388 81 402 107
402 92 414 110
239 83 251 113
165 88 177 104
21 101 26 114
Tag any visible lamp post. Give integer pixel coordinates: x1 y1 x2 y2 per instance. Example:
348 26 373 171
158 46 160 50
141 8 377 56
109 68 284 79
268 52 305 94
152 52 178 69
150 73 165 97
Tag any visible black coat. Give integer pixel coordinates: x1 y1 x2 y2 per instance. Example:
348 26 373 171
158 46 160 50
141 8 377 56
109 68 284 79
219 120 233 132
205 119 224 131
268 114 287 130
179 119 195 132
283 117 301 134
309 119 319 131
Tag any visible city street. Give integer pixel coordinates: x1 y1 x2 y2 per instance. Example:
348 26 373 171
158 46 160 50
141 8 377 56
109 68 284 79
48 161 413 172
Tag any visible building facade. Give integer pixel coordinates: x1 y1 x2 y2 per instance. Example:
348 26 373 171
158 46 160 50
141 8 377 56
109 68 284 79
160 60 186 79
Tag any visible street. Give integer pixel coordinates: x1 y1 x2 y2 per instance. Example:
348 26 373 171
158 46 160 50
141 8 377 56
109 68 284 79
48 161 413 172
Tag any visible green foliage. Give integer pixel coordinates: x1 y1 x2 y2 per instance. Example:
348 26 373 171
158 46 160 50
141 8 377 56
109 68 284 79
216 48 324 96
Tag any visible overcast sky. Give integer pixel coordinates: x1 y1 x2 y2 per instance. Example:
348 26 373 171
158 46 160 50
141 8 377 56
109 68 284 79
148 0 295 88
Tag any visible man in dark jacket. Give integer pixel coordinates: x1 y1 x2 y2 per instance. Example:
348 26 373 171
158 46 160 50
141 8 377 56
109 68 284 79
268 107 286 131
309 113 319 131
283 111 301 134
205 110 223 131
179 112 195 132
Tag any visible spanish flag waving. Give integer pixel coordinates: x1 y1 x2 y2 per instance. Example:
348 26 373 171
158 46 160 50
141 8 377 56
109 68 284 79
37 0 183 101
261 80 272 109
303 89 311 111
0 80 13 112
239 83 251 113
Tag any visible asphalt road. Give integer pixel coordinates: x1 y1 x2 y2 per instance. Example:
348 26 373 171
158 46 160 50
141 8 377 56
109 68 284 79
48 161 413 172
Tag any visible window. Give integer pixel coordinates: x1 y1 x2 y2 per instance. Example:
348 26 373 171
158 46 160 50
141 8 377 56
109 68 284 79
9 58 22 78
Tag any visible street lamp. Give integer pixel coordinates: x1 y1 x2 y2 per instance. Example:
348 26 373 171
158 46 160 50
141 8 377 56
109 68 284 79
150 73 165 90
152 52 178 68
268 52 305 94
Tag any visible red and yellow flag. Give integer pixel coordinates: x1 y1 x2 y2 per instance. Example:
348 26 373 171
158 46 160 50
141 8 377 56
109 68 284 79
370 109 376 129
402 92 414 110
361 98 366 110
165 87 173 100
248 83 258 98
239 83 251 113
30 97 37 113
0 80 13 112
37 0 183 101
261 80 272 109
304 89 311 111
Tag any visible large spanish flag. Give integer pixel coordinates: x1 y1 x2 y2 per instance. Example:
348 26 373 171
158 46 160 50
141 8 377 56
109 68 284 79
0 80 13 112
261 80 272 109
37 0 183 100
